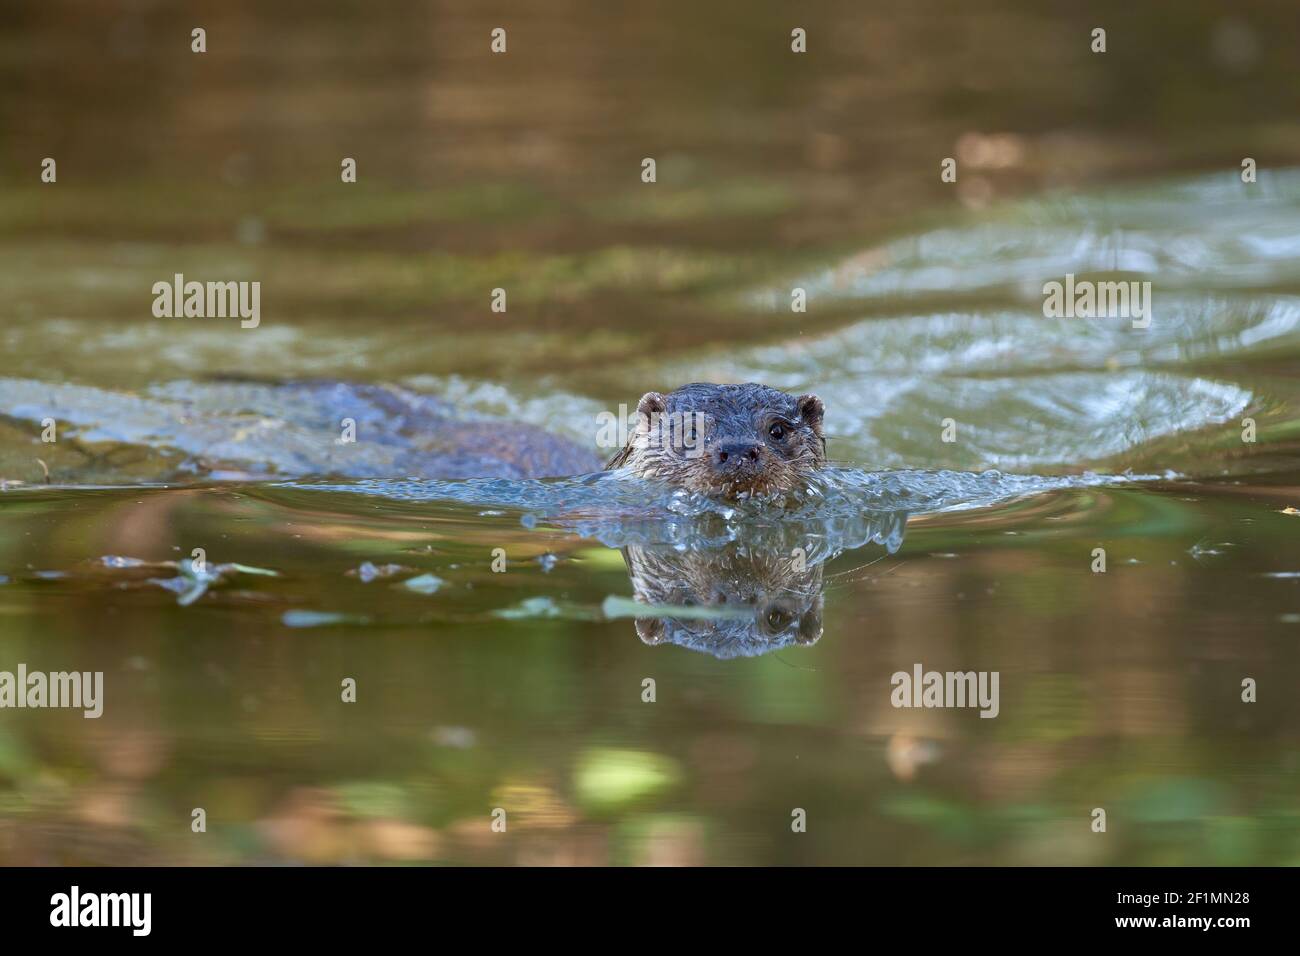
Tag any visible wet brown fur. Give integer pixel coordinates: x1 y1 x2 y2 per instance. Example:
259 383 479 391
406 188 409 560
606 382 826 498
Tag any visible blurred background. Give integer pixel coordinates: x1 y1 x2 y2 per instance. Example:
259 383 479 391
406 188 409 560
1 0 1299 865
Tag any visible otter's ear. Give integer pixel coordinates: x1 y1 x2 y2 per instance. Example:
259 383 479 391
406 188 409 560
636 391 666 427
796 393 824 430
605 392 666 470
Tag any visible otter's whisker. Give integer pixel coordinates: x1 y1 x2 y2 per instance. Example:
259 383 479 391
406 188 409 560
824 554 907 592
769 653 820 671
824 551 890 582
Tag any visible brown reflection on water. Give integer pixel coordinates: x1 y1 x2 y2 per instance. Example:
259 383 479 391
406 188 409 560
0 479 1297 865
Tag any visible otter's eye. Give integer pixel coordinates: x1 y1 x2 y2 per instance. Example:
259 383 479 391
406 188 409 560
768 423 786 441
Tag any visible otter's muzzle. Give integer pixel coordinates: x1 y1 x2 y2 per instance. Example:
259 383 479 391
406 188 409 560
713 440 762 471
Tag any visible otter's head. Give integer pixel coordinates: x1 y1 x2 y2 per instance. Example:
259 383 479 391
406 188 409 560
606 383 826 499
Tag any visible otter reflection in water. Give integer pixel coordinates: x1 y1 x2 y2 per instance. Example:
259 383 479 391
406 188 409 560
616 510 908 658
621 543 825 657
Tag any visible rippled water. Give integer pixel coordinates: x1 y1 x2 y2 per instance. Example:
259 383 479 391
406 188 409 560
3 1 1300 866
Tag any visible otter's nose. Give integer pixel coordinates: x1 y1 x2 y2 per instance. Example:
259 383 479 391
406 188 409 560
714 440 761 468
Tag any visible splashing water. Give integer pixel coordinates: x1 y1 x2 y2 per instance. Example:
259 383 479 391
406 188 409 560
287 465 1156 559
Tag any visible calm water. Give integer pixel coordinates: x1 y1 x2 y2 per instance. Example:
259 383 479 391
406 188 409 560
2 1 1300 865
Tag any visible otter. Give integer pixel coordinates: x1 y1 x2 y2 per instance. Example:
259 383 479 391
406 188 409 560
606 383 826 498
0 378 824 494
375 380 826 494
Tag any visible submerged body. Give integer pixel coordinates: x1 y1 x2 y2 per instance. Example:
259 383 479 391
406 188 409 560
303 383 604 479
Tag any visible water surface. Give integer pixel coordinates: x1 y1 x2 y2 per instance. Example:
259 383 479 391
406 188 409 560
2 0 1299 866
